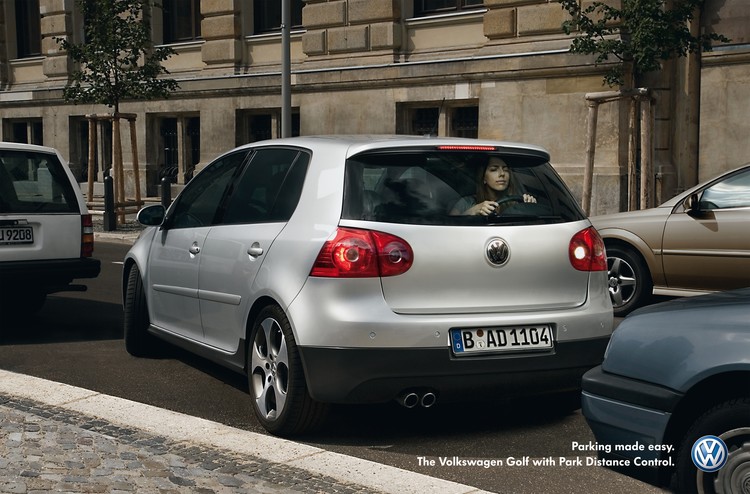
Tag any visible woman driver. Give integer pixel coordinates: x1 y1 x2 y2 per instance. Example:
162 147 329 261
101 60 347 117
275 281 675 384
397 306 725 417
451 156 536 216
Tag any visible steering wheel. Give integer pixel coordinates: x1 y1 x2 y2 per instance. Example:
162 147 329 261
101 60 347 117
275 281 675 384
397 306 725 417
491 195 525 216
495 195 524 207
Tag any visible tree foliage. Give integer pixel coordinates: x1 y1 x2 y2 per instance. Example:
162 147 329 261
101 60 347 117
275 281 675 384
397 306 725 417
559 0 729 87
57 0 178 113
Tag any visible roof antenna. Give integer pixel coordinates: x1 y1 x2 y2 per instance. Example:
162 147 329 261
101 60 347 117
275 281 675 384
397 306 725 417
428 98 446 137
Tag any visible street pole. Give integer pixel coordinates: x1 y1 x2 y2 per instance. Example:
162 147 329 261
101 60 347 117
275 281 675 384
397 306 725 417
281 0 291 138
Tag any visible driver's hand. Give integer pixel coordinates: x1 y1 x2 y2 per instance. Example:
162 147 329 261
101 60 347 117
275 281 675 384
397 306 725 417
473 201 497 216
523 194 537 203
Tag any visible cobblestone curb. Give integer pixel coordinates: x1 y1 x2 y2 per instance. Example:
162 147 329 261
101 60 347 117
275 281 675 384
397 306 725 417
0 394 378 494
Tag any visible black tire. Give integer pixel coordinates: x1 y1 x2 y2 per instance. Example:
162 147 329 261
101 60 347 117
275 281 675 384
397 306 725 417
605 245 652 317
247 305 329 436
673 397 750 494
123 265 159 357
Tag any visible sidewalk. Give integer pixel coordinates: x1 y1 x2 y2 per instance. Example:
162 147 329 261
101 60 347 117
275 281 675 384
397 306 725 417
0 370 490 494
92 216 144 245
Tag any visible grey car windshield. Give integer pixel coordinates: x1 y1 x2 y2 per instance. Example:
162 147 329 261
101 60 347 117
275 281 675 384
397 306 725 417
343 150 585 225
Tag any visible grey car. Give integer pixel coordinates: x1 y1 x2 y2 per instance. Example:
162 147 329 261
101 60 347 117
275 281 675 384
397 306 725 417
123 136 613 435
582 288 750 493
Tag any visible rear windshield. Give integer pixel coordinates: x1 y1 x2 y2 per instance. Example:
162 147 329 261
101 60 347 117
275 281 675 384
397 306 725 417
0 150 80 214
343 150 585 225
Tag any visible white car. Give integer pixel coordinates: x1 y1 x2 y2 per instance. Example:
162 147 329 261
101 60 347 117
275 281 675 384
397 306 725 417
123 136 613 435
0 142 100 315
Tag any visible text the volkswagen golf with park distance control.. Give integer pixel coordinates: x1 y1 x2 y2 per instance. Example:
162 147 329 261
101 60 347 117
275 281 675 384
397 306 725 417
122 136 613 436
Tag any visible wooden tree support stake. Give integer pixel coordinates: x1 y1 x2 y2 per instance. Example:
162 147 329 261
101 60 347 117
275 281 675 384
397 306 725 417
85 113 143 225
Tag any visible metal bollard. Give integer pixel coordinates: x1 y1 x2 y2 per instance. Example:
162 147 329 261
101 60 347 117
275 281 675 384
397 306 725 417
161 177 172 209
103 174 116 231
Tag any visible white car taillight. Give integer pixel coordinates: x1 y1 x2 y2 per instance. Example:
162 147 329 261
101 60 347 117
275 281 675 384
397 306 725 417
81 214 94 257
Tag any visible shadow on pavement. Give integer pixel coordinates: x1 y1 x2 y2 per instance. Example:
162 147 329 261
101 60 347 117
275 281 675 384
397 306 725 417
1 295 123 344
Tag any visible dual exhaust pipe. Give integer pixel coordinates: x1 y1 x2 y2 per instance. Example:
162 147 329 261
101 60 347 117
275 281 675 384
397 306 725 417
397 390 437 409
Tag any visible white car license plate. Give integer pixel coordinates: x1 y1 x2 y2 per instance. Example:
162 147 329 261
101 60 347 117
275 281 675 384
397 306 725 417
451 325 553 355
0 226 34 245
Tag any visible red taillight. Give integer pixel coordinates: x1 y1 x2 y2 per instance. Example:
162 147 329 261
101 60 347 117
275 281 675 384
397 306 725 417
81 214 94 258
310 228 413 278
569 227 606 272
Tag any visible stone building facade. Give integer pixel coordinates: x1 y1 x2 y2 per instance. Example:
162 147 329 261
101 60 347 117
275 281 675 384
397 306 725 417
0 0 748 214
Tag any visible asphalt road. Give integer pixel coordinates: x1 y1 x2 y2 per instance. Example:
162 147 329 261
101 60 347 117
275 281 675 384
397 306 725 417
0 240 668 494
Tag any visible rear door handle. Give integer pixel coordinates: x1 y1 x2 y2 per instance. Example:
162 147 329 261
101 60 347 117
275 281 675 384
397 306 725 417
189 242 201 255
248 242 263 258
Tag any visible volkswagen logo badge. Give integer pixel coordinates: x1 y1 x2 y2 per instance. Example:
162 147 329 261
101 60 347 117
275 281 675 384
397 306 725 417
486 238 510 267
691 435 728 472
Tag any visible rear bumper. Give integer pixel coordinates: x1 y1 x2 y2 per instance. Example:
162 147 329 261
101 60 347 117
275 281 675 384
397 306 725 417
299 336 609 404
0 258 101 291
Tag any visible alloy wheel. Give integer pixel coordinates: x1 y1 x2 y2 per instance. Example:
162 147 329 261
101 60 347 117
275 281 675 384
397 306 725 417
607 255 637 310
250 316 290 421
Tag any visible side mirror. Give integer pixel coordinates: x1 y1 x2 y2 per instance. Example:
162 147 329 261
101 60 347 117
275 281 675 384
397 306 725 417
136 204 166 226
684 193 703 213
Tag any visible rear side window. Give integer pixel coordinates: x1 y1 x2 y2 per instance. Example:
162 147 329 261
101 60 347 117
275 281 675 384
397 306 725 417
343 150 585 225
221 147 310 224
167 151 249 229
0 150 79 214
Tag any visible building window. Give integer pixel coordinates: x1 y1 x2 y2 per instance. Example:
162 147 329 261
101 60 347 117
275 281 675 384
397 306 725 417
254 0 303 34
5 120 43 145
451 106 479 138
15 0 41 58
159 116 200 184
412 108 440 136
399 104 478 137
163 0 201 43
71 118 113 183
414 0 484 17
237 110 300 145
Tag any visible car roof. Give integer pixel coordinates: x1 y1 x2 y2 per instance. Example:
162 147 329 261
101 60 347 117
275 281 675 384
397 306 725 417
233 135 551 160
659 162 750 208
0 141 61 155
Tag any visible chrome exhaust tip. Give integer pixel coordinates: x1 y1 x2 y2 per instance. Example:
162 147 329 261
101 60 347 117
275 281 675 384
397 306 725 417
420 392 437 408
398 392 419 409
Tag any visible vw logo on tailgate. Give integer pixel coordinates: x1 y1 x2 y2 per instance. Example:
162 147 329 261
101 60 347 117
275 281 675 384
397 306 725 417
486 238 510 267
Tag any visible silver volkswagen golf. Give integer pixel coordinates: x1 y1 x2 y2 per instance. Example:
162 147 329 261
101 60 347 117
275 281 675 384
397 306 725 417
123 136 613 435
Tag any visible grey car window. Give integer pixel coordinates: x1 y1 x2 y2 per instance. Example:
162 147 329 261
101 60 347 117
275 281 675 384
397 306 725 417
221 147 309 224
700 168 750 210
343 151 585 225
167 151 248 229
0 151 79 214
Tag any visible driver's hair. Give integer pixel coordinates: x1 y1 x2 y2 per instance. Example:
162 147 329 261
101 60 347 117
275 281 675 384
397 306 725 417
474 156 517 203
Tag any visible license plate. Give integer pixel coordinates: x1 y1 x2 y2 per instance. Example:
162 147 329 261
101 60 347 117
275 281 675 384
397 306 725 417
451 325 553 355
0 226 34 245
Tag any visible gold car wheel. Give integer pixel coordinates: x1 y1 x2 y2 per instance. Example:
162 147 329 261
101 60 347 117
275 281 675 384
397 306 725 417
606 245 652 317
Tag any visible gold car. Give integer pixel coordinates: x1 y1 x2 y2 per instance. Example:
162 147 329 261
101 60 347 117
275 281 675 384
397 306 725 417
592 163 750 317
